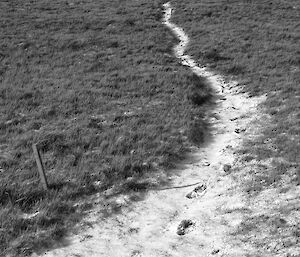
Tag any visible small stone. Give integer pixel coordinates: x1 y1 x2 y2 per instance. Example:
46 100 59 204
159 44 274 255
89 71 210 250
186 184 207 199
225 145 233 150
202 160 210 166
211 249 220 255
186 191 197 199
235 128 246 133
194 184 207 193
177 219 195 235
223 164 232 173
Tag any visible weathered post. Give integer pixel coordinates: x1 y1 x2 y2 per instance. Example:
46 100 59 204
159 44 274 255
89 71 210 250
5 190 13 205
32 144 48 190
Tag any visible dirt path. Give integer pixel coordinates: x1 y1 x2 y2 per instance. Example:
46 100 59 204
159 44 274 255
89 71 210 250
36 3 265 257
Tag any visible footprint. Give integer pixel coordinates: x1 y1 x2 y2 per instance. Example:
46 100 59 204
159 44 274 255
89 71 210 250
177 219 195 235
186 184 207 199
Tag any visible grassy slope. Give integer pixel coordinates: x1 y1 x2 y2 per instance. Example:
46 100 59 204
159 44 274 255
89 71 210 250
172 0 299 175
0 0 212 255
172 0 300 254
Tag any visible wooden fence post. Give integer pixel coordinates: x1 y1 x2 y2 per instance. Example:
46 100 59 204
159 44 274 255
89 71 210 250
32 144 48 190
5 190 13 205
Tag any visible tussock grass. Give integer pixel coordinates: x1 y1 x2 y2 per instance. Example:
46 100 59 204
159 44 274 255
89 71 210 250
0 0 212 255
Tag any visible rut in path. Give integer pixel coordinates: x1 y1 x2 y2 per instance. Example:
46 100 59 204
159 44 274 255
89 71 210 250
36 3 265 257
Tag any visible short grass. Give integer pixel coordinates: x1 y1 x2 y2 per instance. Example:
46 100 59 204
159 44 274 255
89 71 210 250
0 0 212 255
172 0 299 255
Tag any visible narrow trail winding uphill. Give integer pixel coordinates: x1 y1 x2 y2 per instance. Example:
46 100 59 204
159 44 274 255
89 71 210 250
36 3 265 257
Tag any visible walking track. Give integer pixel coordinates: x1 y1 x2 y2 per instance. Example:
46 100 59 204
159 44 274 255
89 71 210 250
36 3 265 256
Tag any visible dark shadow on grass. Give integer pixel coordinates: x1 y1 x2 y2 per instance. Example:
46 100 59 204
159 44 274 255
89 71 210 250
204 48 232 62
48 181 70 191
35 110 216 254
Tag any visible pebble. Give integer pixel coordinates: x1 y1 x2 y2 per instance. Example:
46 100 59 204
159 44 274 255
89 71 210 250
177 219 195 235
186 184 207 199
211 249 220 255
235 128 246 134
202 160 210 166
223 164 232 173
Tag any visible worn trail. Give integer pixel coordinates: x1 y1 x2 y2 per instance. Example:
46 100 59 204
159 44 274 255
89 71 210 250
37 3 264 256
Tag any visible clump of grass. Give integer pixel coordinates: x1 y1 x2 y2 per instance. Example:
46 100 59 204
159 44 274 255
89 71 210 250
226 64 246 75
187 74 212 106
187 119 208 145
203 48 230 62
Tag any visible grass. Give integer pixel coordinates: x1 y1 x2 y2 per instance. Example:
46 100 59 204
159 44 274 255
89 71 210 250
171 0 299 255
0 0 213 255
